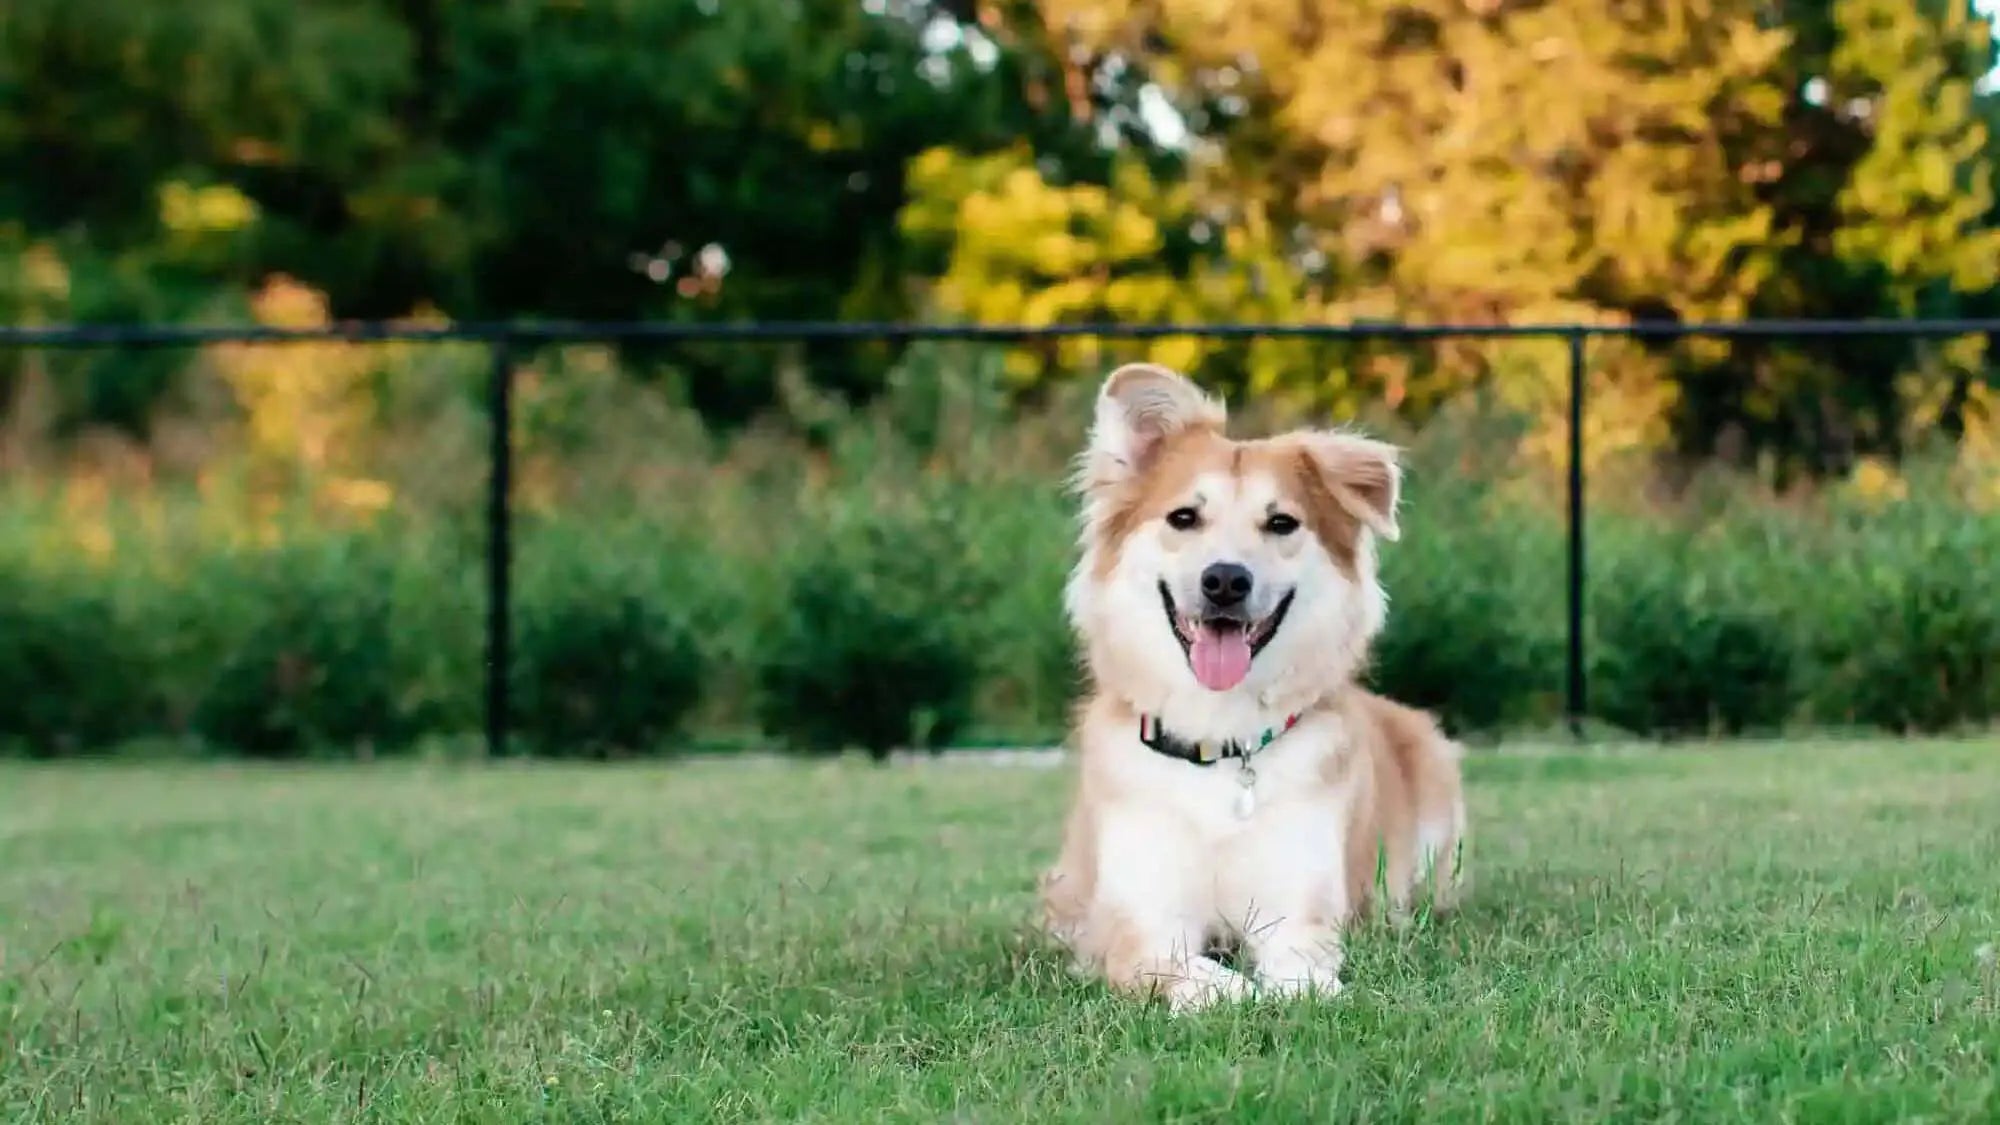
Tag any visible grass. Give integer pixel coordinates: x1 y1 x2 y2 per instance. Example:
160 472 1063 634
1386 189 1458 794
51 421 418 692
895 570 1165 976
3 740 1999 1123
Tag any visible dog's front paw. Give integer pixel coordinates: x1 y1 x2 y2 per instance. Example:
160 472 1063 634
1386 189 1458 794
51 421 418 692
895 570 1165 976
1258 967 1345 1001
1253 950 1345 1002
1161 957 1255 1015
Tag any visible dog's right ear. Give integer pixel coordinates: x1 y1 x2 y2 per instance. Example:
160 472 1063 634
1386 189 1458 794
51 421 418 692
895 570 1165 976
1078 364 1226 493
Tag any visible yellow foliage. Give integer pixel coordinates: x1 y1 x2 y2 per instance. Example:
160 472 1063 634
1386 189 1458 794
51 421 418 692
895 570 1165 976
1031 231 1089 275
1018 278 1093 327
158 181 259 235
1830 0 2000 306
899 145 1314 390
1145 336 1206 375
57 472 116 566
804 122 844 152
1843 457 1908 507
900 0 1999 480
20 243 69 304
208 275 378 502
1961 383 2000 461
1103 207 1160 260
321 477 396 517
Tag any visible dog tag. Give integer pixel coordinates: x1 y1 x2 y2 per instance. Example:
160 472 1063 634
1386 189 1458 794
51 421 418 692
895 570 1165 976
1234 767 1257 819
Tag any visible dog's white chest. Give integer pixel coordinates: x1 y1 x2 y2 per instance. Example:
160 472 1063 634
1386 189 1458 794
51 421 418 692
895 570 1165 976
1082 718 1358 944
1139 754 1347 927
1233 777 1257 820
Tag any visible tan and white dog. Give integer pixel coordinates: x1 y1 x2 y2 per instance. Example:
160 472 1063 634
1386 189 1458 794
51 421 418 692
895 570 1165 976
1040 363 1468 1012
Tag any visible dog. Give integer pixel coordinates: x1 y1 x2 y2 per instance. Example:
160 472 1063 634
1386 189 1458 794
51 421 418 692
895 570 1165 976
1039 362 1468 1012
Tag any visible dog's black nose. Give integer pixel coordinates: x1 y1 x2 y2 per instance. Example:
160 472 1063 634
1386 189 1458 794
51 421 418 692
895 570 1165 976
1200 562 1253 608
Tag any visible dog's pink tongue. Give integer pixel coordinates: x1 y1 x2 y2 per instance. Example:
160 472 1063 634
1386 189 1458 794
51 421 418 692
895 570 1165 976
1190 625 1252 691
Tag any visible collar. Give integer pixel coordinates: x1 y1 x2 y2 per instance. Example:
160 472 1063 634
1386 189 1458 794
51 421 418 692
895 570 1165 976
1137 711 1301 767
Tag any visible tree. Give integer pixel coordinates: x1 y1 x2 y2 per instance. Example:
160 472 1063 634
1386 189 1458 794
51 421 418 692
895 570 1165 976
0 0 1108 428
1673 0 2000 479
922 0 2000 478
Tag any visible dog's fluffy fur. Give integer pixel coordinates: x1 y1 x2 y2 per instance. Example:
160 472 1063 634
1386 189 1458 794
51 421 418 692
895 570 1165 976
1040 363 1468 1012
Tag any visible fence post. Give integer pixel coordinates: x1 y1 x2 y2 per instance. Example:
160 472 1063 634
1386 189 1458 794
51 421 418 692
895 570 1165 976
485 335 515 758
1565 329 1587 738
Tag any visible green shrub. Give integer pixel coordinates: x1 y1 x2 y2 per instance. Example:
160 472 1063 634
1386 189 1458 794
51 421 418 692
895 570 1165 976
385 552 483 741
191 537 416 757
1807 534 2000 733
1589 556 1799 738
956 483 1078 741
756 501 987 759
1365 501 1560 736
0 564 156 756
511 553 705 757
1368 582 1558 737
11 403 2000 758
979 602 1078 741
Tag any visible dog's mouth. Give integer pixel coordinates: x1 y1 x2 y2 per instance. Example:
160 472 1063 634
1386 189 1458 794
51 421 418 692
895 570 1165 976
1158 581 1295 693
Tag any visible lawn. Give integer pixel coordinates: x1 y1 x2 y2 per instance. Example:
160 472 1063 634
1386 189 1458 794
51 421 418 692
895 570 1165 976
3 740 1999 1123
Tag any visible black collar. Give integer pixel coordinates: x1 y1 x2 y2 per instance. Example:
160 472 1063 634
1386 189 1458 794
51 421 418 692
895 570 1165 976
1137 712 1301 767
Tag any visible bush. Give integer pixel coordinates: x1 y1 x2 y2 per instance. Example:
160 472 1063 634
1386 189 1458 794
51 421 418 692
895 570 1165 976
191 537 416 757
11 402 2000 758
1365 505 1560 737
955 483 1078 741
1589 555 1799 738
756 501 986 759
1807 534 2000 733
0 564 156 755
1368 582 1558 737
511 553 705 757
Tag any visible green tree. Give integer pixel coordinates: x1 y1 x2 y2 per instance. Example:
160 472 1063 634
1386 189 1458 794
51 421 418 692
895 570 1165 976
0 0 1109 428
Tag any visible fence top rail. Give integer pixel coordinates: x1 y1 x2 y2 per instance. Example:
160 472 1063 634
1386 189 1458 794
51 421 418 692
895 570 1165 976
5 317 2000 348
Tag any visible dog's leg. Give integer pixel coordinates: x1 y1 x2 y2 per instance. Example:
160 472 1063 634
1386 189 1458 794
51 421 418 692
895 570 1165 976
1424 794 1470 915
1098 916 1251 1013
1232 806 1351 1000
1383 781 1469 928
1242 916 1346 1000
1088 805 1251 1014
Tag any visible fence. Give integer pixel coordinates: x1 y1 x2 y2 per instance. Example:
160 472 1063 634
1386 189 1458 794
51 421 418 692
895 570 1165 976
5 316 1997 754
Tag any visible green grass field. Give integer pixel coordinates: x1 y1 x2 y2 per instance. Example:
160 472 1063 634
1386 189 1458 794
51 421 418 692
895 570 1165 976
4 740 1999 1123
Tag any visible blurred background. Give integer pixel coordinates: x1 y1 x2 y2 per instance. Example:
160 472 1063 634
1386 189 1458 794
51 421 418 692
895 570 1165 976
4 0 2000 761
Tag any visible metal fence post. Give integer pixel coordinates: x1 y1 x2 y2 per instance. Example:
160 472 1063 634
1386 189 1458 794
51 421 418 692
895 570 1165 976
486 335 515 758
1565 329 1588 738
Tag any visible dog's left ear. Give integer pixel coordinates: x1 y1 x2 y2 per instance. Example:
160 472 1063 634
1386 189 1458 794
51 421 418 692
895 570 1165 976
1080 363 1227 491
1299 433 1402 542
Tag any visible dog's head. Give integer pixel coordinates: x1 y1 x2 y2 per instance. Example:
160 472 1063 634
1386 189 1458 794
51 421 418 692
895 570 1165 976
1064 363 1400 709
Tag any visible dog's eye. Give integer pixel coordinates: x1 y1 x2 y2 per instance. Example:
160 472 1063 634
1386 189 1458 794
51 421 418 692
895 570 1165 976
1165 507 1201 531
1264 513 1301 536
